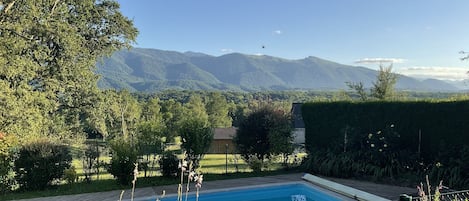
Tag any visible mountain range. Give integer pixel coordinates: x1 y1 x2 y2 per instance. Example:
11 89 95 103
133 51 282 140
96 48 459 92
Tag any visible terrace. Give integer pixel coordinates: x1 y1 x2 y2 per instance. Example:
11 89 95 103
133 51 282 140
12 173 416 201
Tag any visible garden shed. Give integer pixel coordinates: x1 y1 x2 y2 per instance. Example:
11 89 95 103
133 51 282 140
208 127 237 154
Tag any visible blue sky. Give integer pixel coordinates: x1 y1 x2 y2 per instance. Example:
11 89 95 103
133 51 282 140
117 0 469 81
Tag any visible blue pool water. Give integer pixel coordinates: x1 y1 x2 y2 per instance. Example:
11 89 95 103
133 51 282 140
146 183 347 201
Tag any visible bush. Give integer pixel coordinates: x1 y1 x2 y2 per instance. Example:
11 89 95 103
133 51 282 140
159 151 179 177
63 166 78 185
0 133 18 194
234 105 293 171
107 139 138 185
14 139 72 191
245 155 264 173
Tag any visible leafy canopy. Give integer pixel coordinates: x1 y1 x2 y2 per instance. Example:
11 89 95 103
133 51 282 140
234 105 293 164
0 0 137 143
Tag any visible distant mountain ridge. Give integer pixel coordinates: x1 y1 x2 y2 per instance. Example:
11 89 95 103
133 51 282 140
96 48 459 92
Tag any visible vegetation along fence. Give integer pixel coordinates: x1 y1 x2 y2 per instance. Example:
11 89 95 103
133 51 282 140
301 100 469 189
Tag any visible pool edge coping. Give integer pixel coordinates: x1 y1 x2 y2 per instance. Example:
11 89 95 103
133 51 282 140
302 173 392 201
132 177 358 201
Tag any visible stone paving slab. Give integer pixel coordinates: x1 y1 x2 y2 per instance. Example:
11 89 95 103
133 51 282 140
325 177 416 201
12 173 416 201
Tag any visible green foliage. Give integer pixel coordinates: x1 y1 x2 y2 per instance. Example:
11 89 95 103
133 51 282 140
346 81 367 101
302 100 469 158
179 118 214 166
103 90 142 140
136 122 164 156
427 145 469 188
302 100 469 189
107 139 138 185
0 0 137 143
205 92 232 127
0 133 18 194
96 48 447 92
371 64 398 100
159 151 179 177
161 99 185 142
63 167 78 185
346 64 398 101
183 95 209 124
245 155 264 173
14 140 72 191
234 105 293 171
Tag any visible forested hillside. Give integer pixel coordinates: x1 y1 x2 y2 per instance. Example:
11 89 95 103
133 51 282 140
96 48 459 92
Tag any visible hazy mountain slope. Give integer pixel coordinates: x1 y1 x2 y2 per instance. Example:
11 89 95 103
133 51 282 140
96 48 459 92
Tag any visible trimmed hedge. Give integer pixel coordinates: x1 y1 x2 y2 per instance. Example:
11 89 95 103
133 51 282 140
302 100 469 160
302 100 469 189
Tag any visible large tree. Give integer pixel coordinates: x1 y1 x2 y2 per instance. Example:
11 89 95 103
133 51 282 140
0 0 137 143
160 99 185 142
183 95 209 125
233 105 293 170
346 64 398 101
371 64 398 100
179 118 213 167
205 92 232 128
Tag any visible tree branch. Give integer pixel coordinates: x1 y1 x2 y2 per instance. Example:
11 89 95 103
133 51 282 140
3 1 15 14
50 0 60 17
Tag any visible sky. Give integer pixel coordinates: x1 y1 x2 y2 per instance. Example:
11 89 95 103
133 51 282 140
117 0 469 81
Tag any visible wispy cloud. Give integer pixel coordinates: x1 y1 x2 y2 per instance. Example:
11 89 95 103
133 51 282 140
355 58 405 64
220 48 233 53
397 66 469 81
273 30 282 35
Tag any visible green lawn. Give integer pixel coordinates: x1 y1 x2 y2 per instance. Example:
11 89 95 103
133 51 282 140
71 154 253 181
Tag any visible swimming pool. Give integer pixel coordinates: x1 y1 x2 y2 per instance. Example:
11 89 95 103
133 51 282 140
142 182 354 201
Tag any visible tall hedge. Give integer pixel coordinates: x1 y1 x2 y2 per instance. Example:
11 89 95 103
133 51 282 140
302 100 469 161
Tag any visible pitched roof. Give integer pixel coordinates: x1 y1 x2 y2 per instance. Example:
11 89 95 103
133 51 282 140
213 127 236 140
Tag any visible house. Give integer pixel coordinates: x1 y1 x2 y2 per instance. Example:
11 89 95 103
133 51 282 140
207 103 305 154
291 103 305 145
208 127 237 154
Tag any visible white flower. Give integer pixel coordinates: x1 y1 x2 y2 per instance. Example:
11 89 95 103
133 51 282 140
195 174 203 188
370 144 375 148
189 171 195 181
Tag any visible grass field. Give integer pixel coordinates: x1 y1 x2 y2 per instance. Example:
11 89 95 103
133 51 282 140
72 154 255 181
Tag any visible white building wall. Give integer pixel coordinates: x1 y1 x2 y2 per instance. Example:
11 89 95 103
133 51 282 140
293 128 305 144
